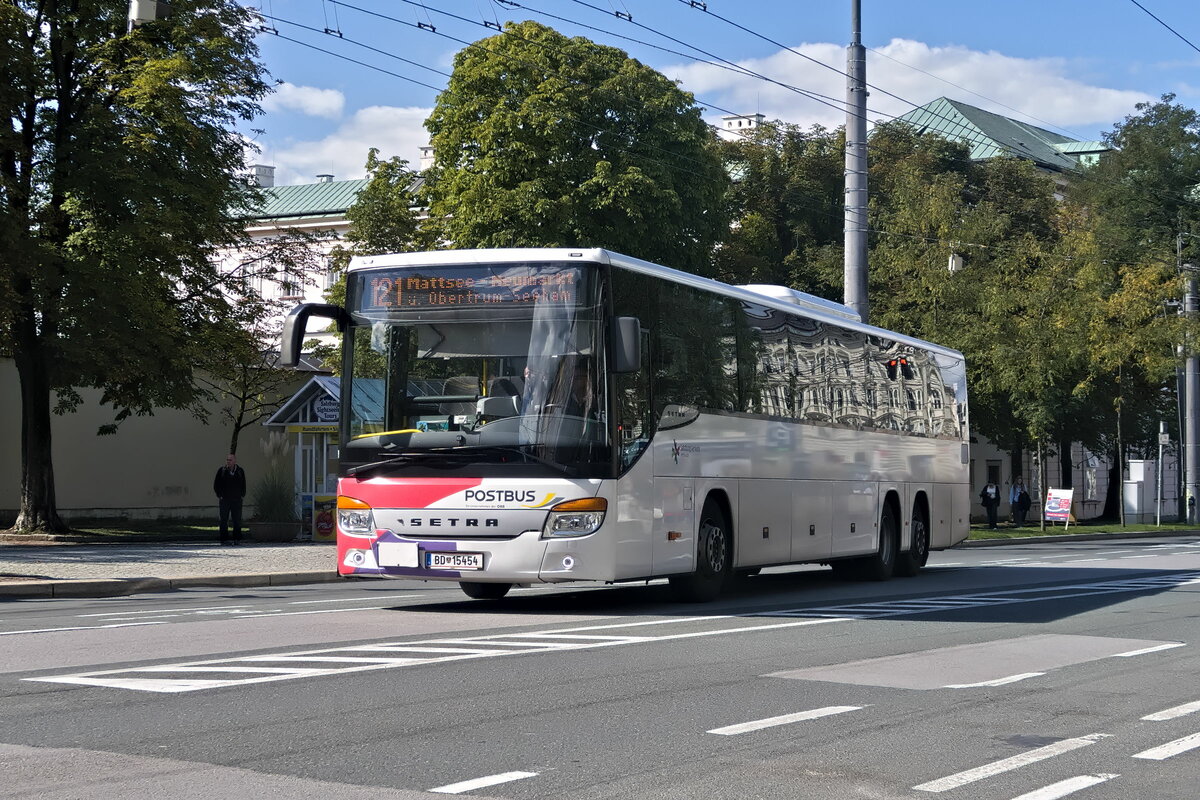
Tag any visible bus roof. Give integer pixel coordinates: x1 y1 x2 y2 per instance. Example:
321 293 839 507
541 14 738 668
347 248 964 360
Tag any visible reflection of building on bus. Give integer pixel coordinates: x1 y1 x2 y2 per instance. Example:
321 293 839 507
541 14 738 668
281 248 971 602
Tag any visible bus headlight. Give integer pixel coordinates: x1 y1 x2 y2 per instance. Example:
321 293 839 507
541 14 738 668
542 497 607 538
337 496 375 537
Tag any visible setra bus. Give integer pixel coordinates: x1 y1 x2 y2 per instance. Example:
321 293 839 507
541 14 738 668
281 248 970 601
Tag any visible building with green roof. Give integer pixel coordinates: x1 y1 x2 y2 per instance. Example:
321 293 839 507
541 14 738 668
894 97 1109 179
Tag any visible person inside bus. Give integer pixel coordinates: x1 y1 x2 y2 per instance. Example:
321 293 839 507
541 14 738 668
559 361 595 418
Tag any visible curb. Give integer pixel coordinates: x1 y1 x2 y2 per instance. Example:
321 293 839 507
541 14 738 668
957 528 1200 548
0 571 343 600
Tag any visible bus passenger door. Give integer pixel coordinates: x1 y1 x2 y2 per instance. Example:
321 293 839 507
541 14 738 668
791 482 832 562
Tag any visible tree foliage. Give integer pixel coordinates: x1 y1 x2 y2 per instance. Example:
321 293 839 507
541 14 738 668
421 20 728 275
0 0 293 532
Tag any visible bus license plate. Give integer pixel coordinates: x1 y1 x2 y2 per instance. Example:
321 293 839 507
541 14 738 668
426 551 484 570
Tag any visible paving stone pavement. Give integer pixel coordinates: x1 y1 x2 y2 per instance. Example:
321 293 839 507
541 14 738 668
0 542 340 598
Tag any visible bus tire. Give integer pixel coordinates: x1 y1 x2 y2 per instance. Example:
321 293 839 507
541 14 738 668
669 498 731 602
459 581 512 600
896 506 930 577
857 502 898 581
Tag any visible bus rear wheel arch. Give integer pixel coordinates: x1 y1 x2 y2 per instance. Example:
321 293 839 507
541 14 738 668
831 495 899 581
896 495 930 577
669 494 732 602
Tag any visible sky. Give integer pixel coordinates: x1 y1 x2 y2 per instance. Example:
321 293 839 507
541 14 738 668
244 0 1200 186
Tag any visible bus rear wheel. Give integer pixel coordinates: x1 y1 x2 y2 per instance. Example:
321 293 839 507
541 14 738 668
670 498 731 603
459 581 512 600
833 503 898 582
896 507 929 577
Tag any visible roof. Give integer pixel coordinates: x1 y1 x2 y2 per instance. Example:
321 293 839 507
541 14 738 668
254 179 370 222
893 97 1108 173
249 175 426 223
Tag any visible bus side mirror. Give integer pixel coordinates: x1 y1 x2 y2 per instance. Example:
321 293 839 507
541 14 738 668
611 316 642 374
280 303 350 368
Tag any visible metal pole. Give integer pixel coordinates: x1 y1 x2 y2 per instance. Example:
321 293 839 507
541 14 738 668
1182 233 1199 525
843 0 869 323
1157 420 1165 527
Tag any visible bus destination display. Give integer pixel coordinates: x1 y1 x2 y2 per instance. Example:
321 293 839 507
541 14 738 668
360 265 580 310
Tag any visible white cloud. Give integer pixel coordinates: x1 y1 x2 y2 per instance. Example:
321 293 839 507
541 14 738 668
266 105 431 186
262 82 346 120
664 38 1154 140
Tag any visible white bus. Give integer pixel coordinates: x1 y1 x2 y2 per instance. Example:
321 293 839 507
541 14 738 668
282 248 970 601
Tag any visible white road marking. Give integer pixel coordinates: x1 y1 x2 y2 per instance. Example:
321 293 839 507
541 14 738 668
287 594 419 605
707 706 862 735
1143 700 1200 721
1121 554 1161 559
26 571 1200 693
913 734 1109 793
429 771 537 794
945 672 1045 688
78 605 248 617
1008 774 1119 800
1113 642 1186 657
0 621 168 636
232 606 391 618
1132 732 1200 760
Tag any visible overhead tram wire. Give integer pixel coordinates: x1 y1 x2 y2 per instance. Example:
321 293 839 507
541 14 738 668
864 47 1097 144
264 14 451 81
1127 0 1200 55
328 0 798 148
257 20 732 185
556 0 1031 174
256 18 1154 269
676 0 1200 211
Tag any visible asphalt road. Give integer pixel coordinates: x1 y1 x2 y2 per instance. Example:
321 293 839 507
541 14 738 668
3 536 1200 799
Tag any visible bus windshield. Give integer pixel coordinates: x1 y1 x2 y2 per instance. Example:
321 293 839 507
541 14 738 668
341 261 611 476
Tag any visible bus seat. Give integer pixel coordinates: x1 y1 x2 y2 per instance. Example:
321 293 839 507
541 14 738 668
477 395 519 421
489 376 523 396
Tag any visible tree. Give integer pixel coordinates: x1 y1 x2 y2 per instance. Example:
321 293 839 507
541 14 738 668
1 0 286 532
421 20 728 275
307 149 421 374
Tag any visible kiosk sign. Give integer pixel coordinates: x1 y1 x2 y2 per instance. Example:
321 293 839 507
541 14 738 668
1045 488 1074 523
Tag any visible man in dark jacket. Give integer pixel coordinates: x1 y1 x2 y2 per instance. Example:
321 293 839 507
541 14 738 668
213 454 247 545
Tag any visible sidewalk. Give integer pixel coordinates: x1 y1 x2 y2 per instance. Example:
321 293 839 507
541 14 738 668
0 540 341 599
1 529 1197 601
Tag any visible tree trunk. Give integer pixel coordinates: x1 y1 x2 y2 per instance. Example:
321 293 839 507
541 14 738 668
10 316 68 533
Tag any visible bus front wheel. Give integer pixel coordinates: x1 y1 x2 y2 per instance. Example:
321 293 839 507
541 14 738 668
670 498 731 603
459 581 512 600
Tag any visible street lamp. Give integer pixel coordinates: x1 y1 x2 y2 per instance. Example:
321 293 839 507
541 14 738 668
1179 231 1199 523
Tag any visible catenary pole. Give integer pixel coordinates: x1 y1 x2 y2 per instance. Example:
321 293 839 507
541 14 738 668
843 0 869 323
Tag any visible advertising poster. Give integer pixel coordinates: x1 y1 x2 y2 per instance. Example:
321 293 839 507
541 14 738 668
313 495 337 542
1044 488 1074 524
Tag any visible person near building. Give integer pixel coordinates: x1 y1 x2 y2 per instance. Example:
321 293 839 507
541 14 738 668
980 481 1001 529
1010 476 1031 528
213 453 247 545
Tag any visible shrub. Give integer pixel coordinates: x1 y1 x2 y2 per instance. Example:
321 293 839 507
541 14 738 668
251 432 298 522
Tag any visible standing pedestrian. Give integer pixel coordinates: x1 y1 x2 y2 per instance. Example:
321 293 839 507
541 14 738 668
1010 476 1031 528
213 453 246 545
980 481 1000 529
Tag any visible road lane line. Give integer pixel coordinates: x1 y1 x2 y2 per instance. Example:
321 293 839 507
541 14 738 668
287 594 419 605
1008 774 1119 800
1132 732 1200 760
1114 642 1186 657
0 621 168 636
1143 700 1200 721
708 706 862 735
78 605 248 617
232 605 391 618
913 734 1109 793
429 771 538 794
944 672 1045 689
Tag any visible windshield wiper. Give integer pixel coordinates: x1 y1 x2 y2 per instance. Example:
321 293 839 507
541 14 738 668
430 445 578 477
345 445 577 478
